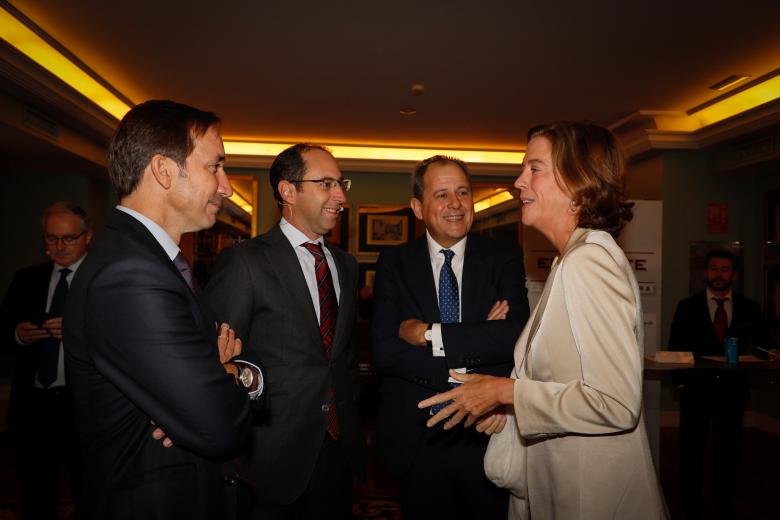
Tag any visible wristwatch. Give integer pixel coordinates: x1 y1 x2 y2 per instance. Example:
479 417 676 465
424 324 433 347
239 366 255 390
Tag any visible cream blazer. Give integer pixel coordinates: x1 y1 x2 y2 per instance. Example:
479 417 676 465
509 228 667 519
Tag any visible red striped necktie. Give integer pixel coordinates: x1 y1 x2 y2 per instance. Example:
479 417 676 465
713 297 729 345
301 242 340 440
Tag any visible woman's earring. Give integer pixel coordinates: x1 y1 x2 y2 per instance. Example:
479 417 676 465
568 200 577 214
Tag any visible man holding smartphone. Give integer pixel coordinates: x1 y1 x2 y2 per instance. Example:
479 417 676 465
2 201 92 519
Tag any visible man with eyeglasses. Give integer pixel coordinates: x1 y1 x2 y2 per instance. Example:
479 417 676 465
206 143 366 519
1 201 91 519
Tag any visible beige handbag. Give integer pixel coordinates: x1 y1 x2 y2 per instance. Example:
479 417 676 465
483 373 527 498
484 255 559 501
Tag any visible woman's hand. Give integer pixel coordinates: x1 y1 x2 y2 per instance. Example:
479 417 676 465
418 370 514 430
475 408 508 434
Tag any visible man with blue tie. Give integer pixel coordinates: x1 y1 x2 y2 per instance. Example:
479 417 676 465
2 202 92 519
371 155 530 519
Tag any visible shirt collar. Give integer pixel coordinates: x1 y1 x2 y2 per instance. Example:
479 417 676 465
706 288 733 301
280 217 324 248
426 231 467 260
116 205 180 261
54 254 86 273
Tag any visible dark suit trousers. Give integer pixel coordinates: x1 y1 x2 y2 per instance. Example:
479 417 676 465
13 387 81 520
680 375 746 519
250 433 352 520
398 427 507 520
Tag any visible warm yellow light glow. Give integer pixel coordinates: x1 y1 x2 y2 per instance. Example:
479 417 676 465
710 75 751 92
0 8 132 120
474 190 514 213
227 191 253 215
691 74 780 127
225 141 525 165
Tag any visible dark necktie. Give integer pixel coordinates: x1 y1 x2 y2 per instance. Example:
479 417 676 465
713 297 729 345
439 249 459 323
431 249 459 414
301 242 340 440
173 252 196 293
38 267 71 388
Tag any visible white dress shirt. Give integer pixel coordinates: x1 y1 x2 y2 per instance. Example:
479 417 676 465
279 217 341 322
31 255 86 388
426 232 466 369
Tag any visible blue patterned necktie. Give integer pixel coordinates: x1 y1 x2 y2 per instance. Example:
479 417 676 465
431 249 460 415
438 249 459 323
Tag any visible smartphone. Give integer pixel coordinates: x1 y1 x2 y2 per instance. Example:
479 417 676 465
30 312 51 328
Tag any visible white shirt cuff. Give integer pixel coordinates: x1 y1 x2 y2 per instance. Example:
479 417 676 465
431 323 445 357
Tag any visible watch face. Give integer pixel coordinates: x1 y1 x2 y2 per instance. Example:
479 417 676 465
424 329 432 341
239 367 253 388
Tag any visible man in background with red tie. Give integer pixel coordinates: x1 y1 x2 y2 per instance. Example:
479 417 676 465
2 201 91 519
206 143 366 519
669 249 778 519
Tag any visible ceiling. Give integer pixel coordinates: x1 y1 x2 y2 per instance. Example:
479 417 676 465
5 0 780 151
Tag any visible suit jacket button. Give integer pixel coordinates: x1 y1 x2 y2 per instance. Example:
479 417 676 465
321 404 329 412
224 474 238 486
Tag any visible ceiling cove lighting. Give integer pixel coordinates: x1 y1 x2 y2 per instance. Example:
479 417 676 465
709 75 751 91
474 189 515 213
224 141 525 165
0 6 132 120
689 71 780 127
228 191 253 215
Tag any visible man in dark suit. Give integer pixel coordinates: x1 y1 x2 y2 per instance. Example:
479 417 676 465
205 143 366 519
2 202 92 519
371 155 529 519
669 249 777 519
63 100 263 520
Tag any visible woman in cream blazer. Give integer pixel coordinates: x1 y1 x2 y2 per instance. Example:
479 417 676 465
421 121 667 519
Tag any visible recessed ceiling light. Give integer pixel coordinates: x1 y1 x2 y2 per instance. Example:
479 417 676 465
411 84 425 95
399 107 417 116
709 75 751 91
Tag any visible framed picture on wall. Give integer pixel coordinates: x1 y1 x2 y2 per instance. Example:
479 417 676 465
324 203 350 251
357 205 415 254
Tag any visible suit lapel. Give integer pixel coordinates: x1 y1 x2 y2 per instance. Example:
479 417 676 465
109 209 213 336
34 263 54 313
325 243 352 360
697 292 720 346
408 237 440 322
261 226 321 339
461 236 486 323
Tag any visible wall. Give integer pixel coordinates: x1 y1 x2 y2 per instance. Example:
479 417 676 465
236 166 516 245
660 148 780 346
0 169 113 297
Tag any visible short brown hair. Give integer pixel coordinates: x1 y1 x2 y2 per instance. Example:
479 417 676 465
527 121 633 237
108 100 220 198
412 155 470 200
269 143 332 206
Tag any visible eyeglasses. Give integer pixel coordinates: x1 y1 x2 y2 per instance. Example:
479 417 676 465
44 232 87 246
291 178 352 192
